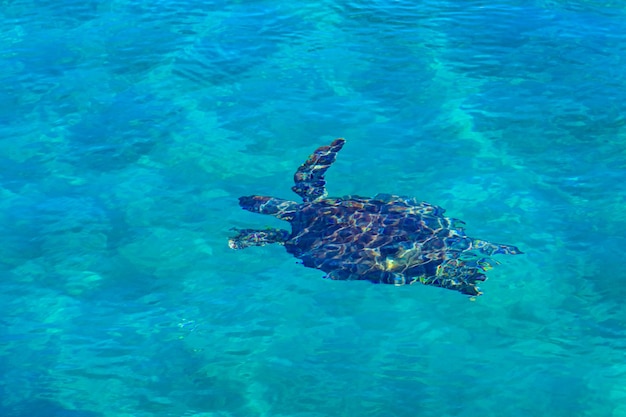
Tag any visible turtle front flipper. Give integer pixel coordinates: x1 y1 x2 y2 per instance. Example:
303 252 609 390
228 228 290 250
292 138 346 202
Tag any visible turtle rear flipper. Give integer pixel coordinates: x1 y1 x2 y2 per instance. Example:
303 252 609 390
471 239 523 256
292 138 345 202
228 228 290 250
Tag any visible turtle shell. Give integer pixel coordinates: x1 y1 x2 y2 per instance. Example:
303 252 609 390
282 194 515 295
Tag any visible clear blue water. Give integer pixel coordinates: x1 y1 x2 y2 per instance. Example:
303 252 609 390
2 1 626 416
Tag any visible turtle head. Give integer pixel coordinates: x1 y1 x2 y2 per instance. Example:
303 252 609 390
238 195 298 221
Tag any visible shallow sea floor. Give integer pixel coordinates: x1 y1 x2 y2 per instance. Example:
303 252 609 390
1 1 626 416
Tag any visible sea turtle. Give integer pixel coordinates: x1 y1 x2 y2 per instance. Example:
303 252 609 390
229 138 521 296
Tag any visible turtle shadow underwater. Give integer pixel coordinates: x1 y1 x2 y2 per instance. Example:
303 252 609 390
229 138 522 296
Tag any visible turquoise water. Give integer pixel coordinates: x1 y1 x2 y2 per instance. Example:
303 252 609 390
2 0 626 416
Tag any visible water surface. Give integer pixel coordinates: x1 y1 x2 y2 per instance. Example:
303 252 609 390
1 1 626 416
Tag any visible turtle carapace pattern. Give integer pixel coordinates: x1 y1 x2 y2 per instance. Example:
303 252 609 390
228 138 522 296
